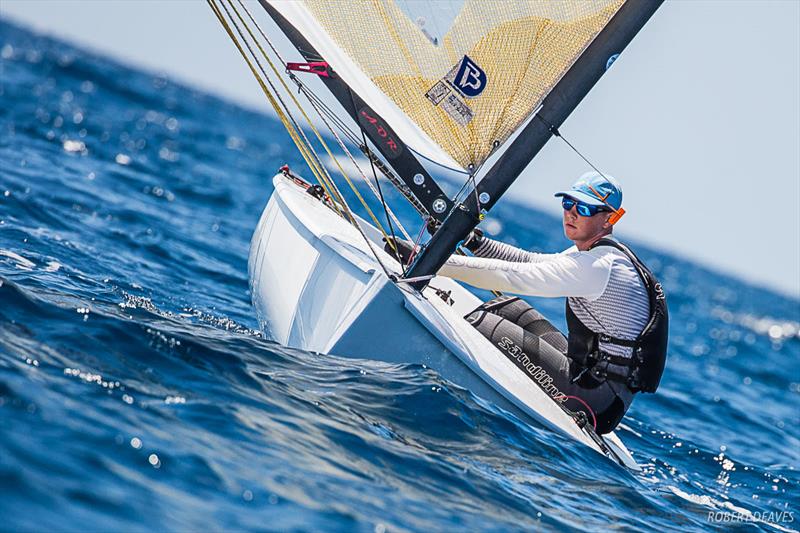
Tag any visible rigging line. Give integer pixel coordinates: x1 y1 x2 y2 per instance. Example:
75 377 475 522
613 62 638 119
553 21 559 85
227 1 406 281
301 85 427 221
225 0 347 202
236 0 355 145
301 85 412 244
293 83 363 153
462 153 493 221
236 0 407 240
301 84 426 224
302 88 360 144
469 171 481 218
221 0 354 219
207 0 344 217
535 114 607 178
212 0 345 215
302 82 430 224
448 174 474 205
348 87 405 267
359 147 430 218
215 1 395 282
218 0 337 205
406 144 470 175
276 63 419 248
209 0 310 173
459 157 489 212
231 0 398 245
446 163 483 220
405 215 430 267
451 152 490 208
238 0 288 69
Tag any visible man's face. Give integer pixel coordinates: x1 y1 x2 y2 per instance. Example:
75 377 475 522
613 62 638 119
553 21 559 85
562 198 611 243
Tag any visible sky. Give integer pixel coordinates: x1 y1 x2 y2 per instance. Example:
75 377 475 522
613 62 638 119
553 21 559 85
2 0 799 299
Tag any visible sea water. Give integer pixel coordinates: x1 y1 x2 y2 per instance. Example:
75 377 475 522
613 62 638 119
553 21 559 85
1 20 797 532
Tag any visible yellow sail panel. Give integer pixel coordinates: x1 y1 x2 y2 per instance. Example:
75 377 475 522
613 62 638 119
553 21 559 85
300 0 624 170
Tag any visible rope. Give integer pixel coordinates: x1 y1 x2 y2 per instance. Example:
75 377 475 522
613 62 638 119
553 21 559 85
562 395 597 431
211 0 398 278
301 87 360 145
405 216 430 267
299 87 424 224
231 0 407 245
536 114 609 180
206 0 344 217
299 85 429 222
301 85 412 242
405 144 470 175
220 0 357 223
349 88 405 265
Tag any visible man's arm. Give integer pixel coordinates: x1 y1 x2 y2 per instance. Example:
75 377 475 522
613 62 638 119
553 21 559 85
470 235 548 263
438 250 612 299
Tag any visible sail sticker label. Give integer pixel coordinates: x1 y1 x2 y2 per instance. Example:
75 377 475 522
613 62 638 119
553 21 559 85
426 56 483 126
440 92 473 126
357 107 403 159
451 55 487 98
425 80 450 105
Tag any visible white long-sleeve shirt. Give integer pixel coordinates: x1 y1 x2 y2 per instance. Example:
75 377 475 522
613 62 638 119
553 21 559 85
439 237 650 357
439 244 613 299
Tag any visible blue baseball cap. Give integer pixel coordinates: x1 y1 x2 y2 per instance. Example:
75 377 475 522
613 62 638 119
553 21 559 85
554 171 623 210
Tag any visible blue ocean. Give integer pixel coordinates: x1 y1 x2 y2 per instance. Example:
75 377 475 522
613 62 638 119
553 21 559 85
1 19 798 532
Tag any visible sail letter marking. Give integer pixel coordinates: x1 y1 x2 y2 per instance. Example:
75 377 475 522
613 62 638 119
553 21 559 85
357 107 403 158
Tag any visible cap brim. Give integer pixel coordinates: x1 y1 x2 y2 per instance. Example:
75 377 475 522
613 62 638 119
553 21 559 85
554 190 604 206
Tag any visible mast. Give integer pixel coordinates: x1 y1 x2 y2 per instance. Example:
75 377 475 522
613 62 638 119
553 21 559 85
258 0 454 222
405 0 663 286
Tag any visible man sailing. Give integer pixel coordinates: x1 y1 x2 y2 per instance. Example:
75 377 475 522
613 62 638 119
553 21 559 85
390 171 668 434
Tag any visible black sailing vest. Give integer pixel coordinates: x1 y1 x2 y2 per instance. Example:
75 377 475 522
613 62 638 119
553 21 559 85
565 238 668 393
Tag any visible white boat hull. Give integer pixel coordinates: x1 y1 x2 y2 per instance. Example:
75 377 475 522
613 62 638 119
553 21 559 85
249 173 638 469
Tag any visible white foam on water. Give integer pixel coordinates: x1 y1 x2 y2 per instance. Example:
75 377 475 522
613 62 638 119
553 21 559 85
667 485 798 533
0 249 36 270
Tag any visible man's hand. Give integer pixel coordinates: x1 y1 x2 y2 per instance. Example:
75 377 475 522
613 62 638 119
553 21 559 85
426 218 484 253
426 218 441 236
568 354 603 388
462 227 484 252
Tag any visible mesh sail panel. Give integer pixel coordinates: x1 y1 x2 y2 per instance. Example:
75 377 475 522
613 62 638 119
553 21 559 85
295 0 624 170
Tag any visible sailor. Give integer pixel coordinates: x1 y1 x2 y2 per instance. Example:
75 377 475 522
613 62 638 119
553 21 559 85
421 172 667 434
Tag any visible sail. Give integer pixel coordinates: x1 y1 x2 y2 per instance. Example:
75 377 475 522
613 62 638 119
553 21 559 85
404 0 662 284
266 0 624 172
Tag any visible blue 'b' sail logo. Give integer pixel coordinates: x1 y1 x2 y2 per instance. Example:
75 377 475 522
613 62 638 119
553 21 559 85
454 55 487 98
